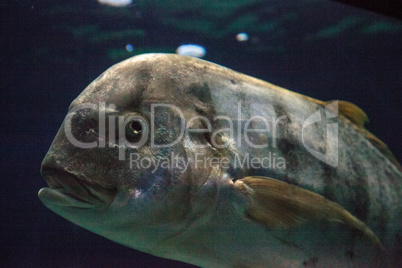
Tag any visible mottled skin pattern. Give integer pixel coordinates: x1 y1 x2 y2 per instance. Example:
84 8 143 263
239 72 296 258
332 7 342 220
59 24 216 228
39 54 401 267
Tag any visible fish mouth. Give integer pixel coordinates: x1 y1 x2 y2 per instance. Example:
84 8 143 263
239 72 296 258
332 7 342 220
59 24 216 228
39 167 117 209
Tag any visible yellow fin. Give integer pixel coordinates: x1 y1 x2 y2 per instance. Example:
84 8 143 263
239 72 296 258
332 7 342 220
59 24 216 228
325 100 401 171
233 176 385 251
330 100 369 128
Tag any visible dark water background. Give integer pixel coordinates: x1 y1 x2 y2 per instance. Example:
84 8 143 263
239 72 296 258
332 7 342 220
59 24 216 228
1 1 401 267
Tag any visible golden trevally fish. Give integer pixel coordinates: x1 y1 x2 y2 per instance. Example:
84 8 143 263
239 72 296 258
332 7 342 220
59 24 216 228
39 54 401 267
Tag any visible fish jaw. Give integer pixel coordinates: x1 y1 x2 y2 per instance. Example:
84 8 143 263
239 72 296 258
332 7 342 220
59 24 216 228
39 164 117 211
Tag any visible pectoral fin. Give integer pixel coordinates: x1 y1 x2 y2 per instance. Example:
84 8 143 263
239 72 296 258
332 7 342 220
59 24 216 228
233 176 385 251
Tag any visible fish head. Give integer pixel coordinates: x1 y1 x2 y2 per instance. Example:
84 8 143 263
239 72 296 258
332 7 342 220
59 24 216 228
39 54 217 251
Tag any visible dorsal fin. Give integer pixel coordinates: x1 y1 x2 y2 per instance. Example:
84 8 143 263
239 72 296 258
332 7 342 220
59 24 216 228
336 100 369 128
310 99 369 128
323 100 401 172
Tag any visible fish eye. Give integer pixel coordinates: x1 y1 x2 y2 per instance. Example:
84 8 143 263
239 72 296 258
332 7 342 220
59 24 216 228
129 121 143 134
125 117 147 144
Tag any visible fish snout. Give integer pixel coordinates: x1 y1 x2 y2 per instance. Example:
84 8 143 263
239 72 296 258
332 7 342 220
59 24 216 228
40 143 117 208
40 155 117 208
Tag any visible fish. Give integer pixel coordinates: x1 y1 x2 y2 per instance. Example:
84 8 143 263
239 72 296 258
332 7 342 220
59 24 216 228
39 53 402 267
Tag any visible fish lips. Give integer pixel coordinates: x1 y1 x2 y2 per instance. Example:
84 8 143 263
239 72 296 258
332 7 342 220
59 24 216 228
39 167 117 210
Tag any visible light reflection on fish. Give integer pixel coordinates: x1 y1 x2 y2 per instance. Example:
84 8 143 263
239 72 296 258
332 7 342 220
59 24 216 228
39 54 401 267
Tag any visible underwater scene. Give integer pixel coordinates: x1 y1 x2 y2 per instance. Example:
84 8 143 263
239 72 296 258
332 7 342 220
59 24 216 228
2 0 402 267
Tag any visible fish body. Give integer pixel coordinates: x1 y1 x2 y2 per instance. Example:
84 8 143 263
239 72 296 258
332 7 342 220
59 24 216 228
39 54 401 267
